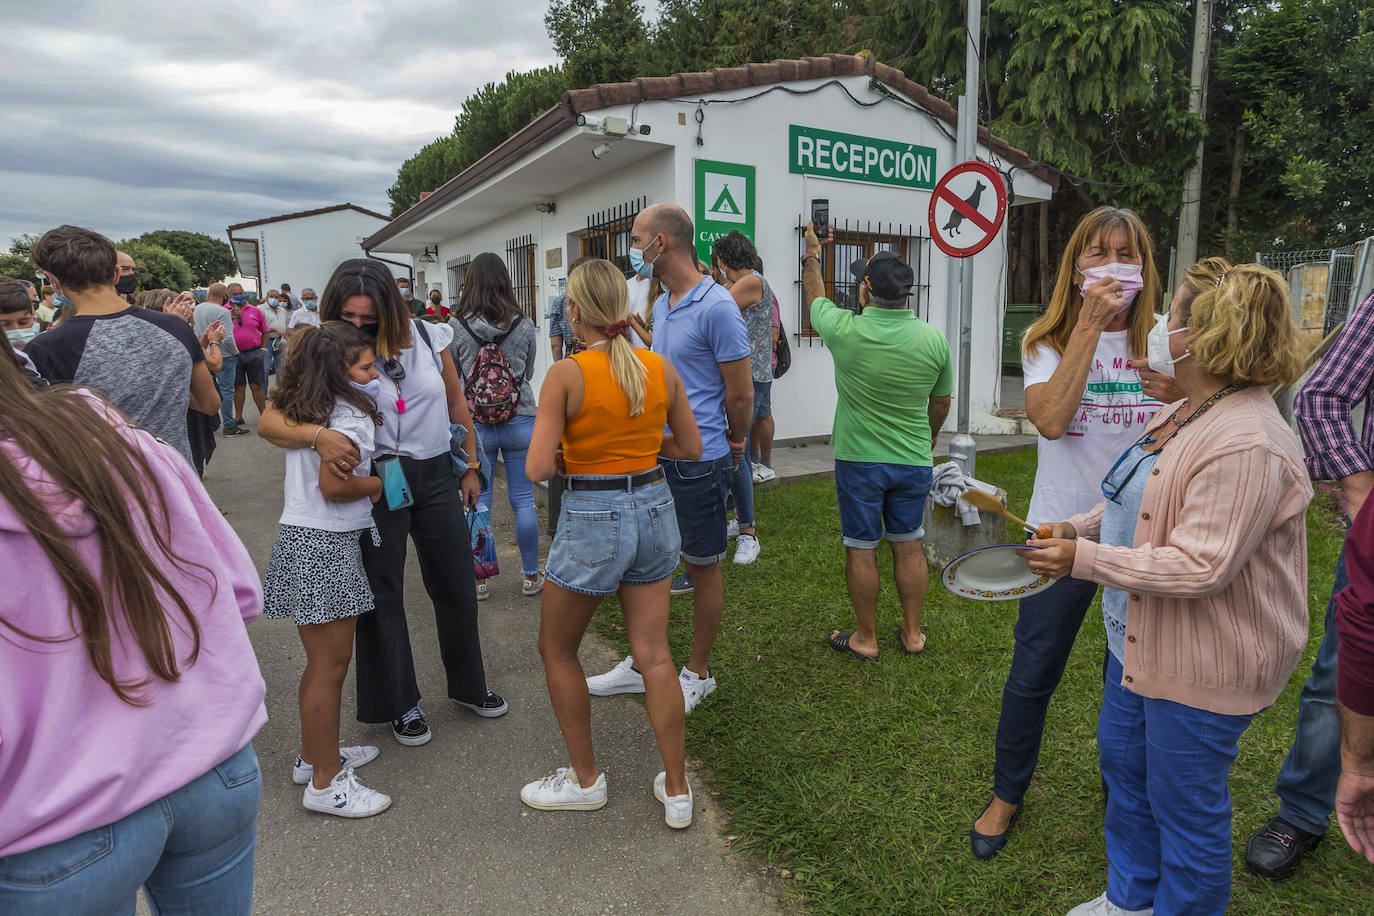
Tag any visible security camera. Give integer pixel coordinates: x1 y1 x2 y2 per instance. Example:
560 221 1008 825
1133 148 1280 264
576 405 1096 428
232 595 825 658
576 114 602 130
591 142 613 160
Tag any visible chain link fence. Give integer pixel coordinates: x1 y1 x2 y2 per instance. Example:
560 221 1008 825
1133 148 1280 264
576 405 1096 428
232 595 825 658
1256 239 1372 338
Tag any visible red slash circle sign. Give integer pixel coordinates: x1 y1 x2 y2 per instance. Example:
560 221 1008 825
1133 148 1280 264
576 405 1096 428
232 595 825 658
927 160 1007 258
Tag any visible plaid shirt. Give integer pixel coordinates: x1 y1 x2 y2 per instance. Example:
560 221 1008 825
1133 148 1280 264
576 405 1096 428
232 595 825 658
1295 289 1374 481
547 293 573 346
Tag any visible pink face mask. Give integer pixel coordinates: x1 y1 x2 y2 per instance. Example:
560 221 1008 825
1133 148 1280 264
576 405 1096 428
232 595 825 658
1081 262 1145 314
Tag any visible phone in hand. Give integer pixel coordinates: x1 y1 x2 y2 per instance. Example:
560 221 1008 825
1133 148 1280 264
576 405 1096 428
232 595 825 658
811 199 830 240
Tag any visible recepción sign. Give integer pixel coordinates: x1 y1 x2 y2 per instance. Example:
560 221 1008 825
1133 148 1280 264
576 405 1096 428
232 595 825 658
789 124 937 190
694 159 755 262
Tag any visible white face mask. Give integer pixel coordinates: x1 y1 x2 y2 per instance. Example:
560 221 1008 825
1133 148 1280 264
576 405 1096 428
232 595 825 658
351 377 382 399
1146 313 1190 378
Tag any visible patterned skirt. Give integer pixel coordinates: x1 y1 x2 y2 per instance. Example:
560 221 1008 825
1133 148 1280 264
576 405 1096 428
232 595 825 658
262 524 379 626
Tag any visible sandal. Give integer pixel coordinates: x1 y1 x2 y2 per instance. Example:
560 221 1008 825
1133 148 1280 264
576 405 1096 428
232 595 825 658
828 630 878 661
897 625 927 656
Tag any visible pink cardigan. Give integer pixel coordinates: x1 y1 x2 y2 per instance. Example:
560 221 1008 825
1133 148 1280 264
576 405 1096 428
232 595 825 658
1067 386 1312 715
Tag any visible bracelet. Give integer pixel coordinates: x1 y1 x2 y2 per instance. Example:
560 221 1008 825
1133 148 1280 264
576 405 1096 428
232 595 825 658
310 425 325 452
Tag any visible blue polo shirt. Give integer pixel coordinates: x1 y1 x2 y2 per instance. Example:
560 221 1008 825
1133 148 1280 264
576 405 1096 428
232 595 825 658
651 276 751 461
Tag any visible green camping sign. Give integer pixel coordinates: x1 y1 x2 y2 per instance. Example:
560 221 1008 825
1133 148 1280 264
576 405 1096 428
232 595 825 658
694 159 755 262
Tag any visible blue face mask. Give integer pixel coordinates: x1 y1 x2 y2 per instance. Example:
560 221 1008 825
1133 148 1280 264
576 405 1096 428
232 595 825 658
303 299 318 310
351 377 381 399
628 236 661 280
229 294 247 306
267 297 279 306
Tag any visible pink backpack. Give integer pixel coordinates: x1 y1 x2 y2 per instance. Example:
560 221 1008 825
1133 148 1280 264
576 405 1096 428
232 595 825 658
455 315 523 425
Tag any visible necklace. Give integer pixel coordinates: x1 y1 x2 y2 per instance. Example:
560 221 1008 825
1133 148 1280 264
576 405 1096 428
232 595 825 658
1170 383 1241 431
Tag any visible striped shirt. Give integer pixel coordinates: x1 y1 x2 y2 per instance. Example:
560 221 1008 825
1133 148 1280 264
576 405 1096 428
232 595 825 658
1295 290 1374 481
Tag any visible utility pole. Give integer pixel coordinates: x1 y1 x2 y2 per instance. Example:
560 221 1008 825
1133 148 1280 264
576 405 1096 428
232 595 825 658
1175 0 1213 284
947 0 981 478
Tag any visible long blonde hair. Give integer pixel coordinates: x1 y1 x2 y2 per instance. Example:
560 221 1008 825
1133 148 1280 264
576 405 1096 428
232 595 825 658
1023 206 1160 360
567 259 648 416
1178 258 1305 387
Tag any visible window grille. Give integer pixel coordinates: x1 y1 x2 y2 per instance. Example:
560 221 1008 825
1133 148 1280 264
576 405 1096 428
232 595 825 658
505 235 537 323
582 196 648 277
446 254 471 303
792 216 932 344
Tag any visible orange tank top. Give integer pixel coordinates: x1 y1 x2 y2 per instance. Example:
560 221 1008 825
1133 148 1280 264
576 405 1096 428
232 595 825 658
562 348 669 475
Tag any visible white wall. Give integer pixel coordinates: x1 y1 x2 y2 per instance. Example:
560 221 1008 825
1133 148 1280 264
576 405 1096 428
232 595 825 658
230 208 412 296
416 76 1051 438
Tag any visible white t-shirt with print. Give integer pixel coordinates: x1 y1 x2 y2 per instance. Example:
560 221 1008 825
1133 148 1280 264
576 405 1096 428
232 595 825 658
279 402 376 532
1023 330 1163 526
375 319 455 459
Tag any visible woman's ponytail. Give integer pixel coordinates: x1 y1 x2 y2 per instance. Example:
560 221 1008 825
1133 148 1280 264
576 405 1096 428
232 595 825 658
607 332 647 417
566 259 648 414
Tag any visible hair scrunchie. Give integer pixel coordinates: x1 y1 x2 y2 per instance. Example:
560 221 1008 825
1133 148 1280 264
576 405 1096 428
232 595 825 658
604 319 631 339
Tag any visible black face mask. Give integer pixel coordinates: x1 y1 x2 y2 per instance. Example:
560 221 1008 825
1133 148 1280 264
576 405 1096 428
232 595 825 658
115 274 137 295
360 322 380 339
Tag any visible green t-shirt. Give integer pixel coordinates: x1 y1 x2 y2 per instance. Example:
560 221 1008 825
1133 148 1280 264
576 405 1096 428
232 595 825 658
810 298 954 466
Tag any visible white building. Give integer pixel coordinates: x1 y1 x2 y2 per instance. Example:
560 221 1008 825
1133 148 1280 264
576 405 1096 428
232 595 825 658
364 54 1056 440
227 203 413 296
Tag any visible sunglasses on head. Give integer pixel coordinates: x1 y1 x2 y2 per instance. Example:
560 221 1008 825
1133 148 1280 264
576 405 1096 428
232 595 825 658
381 357 405 381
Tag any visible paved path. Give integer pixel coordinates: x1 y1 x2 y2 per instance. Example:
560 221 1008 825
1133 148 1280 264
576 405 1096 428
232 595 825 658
202 429 782 916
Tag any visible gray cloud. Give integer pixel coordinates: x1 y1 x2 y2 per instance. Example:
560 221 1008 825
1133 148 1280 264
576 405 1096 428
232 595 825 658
0 1 559 245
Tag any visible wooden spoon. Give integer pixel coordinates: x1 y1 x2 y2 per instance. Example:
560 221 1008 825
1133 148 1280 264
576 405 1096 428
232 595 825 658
958 489 1052 538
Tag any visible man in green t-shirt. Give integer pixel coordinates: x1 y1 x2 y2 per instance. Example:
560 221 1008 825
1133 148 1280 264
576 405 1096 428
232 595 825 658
803 224 953 660
396 277 425 317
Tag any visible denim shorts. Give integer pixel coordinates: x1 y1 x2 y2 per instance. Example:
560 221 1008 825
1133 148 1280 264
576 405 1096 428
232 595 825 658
544 479 681 596
753 380 773 420
661 455 733 564
834 460 933 549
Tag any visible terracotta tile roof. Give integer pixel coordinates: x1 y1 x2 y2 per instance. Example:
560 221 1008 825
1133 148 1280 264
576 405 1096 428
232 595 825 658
364 53 1054 250
228 202 391 233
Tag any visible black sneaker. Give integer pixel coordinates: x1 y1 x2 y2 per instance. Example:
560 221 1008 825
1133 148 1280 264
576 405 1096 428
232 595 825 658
222 425 246 437
455 690 508 718
1245 816 1323 880
670 573 694 596
391 706 432 746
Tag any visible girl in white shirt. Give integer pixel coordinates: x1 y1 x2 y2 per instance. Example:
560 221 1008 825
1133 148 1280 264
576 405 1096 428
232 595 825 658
262 321 392 819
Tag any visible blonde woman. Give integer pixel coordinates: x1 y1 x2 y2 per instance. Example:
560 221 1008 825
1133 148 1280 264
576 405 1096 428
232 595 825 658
519 259 702 828
1024 260 1311 916
973 206 1179 858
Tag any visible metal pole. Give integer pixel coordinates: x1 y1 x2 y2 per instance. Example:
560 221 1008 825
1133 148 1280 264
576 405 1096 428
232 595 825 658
1175 0 1213 273
948 0 981 478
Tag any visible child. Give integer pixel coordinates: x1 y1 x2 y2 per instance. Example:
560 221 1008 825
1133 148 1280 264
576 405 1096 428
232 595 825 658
0 278 39 350
263 321 391 818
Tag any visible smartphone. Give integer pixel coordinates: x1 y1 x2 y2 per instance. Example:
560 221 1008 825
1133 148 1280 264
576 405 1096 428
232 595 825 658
375 457 414 511
811 199 830 240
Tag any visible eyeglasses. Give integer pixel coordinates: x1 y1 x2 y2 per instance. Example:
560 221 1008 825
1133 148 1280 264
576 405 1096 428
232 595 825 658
1101 437 1161 505
381 357 405 381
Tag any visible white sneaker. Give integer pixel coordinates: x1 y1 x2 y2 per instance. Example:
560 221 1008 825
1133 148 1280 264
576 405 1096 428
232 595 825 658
751 466 765 484
292 745 379 785
302 767 391 818
1066 894 1153 916
726 517 739 539
522 573 545 596
475 582 490 601
654 771 693 829
587 655 645 696
520 767 608 811
733 533 760 565
680 667 716 713
754 465 777 483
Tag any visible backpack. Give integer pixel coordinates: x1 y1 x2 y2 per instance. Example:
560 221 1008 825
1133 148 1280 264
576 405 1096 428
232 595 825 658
771 290 791 379
455 315 523 425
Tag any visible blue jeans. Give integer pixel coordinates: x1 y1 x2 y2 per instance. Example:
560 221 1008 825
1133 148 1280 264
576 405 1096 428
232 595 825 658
1099 655 1254 914
1274 545 1348 834
544 478 680 595
728 431 755 529
213 354 237 431
993 575 1099 804
476 415 540 576
661 455 733 565
0 743 261 915
833 461 932 548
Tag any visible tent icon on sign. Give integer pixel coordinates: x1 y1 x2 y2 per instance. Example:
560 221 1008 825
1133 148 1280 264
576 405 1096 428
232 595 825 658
710 186 742 217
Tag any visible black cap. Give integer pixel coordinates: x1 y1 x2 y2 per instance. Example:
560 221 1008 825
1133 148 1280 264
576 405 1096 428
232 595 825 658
850 250 914 300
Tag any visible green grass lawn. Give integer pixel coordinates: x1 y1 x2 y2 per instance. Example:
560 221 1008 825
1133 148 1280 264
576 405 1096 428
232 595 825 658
591 449 1371 914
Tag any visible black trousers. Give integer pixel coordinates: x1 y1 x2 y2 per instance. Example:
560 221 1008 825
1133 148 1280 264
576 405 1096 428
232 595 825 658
355 453 487 723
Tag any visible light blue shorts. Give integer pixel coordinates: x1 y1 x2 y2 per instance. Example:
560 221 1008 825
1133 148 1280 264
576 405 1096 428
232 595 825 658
544 478 681 596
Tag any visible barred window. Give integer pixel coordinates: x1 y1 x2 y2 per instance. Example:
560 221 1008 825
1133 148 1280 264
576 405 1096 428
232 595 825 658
793 217 932 344
446 254 471 301
505 235 537 323
582 196 647 277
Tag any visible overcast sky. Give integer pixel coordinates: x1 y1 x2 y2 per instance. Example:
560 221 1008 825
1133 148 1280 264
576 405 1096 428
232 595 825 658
0 1 574 247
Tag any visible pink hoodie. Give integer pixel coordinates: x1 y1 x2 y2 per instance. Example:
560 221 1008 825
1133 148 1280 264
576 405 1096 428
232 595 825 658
0 398 267 856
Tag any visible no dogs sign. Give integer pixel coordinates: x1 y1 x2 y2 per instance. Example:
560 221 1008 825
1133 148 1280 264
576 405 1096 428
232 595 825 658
927 161 1007 258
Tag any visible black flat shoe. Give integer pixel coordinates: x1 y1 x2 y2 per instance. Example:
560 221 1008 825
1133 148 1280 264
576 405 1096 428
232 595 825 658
1245 816 1323 880
970 804 1021 860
